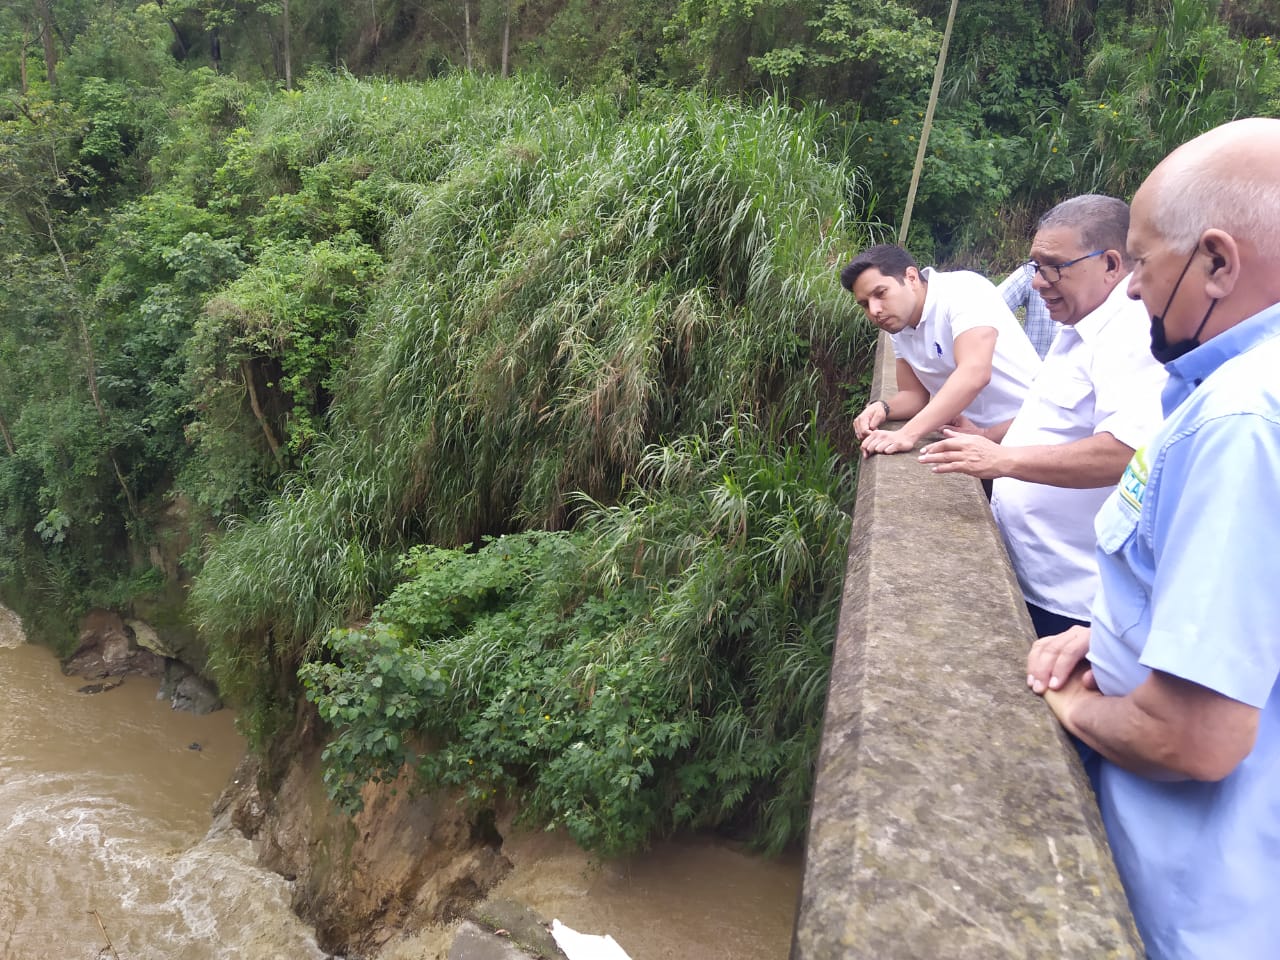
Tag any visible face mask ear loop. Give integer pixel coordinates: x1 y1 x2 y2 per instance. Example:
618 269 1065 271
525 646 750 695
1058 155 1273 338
1155 248 1199 324
1188 298 1217 345
1149 246 1218 364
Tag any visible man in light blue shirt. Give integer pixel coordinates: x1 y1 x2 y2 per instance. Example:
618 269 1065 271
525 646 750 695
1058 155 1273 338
1026 118 1280 959
998 263 1058 358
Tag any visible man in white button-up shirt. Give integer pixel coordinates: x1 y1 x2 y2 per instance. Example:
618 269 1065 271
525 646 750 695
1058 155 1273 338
919 196 1168 637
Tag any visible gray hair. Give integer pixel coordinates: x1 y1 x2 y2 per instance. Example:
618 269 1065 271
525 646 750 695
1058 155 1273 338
1147 164 1280 261
1038 195 1132 265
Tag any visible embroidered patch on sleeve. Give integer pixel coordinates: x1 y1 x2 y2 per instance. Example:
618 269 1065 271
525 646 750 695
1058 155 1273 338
1118 445 1149 513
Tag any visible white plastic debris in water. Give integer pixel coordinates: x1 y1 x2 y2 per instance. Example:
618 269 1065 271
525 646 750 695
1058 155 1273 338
549 919 633 960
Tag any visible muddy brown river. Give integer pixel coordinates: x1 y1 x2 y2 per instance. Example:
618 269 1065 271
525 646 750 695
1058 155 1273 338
0 608 801 959
0 611 326 959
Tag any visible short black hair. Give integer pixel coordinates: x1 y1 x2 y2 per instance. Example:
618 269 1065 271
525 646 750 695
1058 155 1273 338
840 244 919 292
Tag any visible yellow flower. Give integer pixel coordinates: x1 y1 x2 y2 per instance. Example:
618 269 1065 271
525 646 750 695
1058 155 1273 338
867 136 874 142
891 119 899 125
1051 147 1058 153
1098 103 1108 110
544 714 551 721
466 758 474 765
882 152 888 157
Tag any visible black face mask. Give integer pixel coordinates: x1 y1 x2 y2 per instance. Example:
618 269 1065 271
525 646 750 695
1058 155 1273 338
1150 248 1218 364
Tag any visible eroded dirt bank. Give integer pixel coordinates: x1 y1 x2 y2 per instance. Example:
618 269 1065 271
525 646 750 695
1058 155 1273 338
214 707 803 960
213 710 511 957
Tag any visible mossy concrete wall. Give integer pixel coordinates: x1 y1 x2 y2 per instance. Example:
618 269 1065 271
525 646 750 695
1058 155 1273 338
791 337 1142 959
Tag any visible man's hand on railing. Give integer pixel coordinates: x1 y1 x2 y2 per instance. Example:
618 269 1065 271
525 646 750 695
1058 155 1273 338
1027 625 1093 696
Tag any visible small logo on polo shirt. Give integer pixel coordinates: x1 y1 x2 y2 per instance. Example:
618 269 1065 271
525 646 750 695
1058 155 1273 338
1118 446 1149 512
934 341 943 357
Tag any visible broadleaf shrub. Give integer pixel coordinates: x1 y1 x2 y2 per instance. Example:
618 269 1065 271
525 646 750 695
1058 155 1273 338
301 417 853 855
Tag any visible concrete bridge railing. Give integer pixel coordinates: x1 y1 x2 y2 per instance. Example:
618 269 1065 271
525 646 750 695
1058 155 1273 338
791 337 1142 959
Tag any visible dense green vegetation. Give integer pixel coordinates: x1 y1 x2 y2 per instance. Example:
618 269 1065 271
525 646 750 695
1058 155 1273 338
302 418 849 853
188 78 872 777
1 0 1276 853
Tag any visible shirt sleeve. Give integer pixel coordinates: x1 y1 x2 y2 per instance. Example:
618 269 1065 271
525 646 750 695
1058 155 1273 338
997 266 1032 315
949 273 1017 339
1138 414 1280 707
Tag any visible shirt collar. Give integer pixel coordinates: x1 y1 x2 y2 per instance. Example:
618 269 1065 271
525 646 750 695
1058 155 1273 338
1069 276 1132 344
1162 300 1280 415
905 266 938 335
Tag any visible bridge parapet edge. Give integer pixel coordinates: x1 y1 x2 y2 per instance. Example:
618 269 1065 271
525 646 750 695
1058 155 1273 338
791 334 1142 959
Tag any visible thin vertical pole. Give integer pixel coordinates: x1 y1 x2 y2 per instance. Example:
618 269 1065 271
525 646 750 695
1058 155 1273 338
898 0 961 245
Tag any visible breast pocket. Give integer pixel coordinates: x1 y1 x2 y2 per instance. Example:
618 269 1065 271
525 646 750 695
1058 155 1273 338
1030 376 1095 444
1038 376 1093 415
1092 490 1149 640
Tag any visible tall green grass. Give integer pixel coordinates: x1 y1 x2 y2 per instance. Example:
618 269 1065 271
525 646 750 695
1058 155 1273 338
1028 0 1280 199
194 75 872 662
192 75 877 839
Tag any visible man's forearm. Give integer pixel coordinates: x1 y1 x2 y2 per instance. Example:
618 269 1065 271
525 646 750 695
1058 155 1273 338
900 365 990 443
1047 670 1260 782
1049 685 1188 780
882 388 927 421
1005 432 1133 488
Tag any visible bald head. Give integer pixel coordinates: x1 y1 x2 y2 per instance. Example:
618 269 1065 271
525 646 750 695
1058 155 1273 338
1136 118 1280 263
1126 118 1280 342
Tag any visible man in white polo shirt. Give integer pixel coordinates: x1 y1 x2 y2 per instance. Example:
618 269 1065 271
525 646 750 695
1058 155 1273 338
842 244 1041 458
919 195 1167 637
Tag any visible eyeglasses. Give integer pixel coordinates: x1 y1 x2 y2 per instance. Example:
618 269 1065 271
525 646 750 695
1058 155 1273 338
1025 249 1105 284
